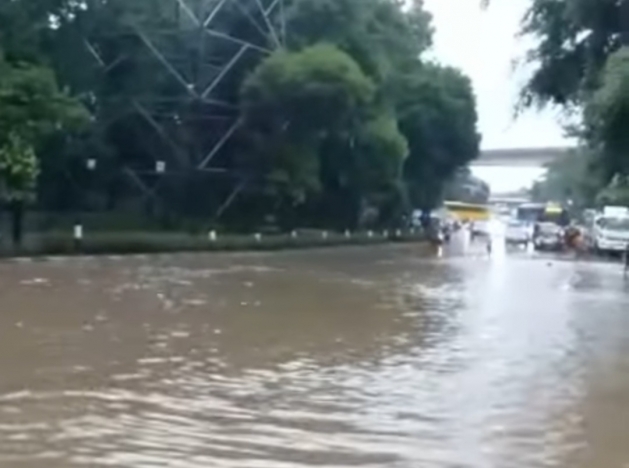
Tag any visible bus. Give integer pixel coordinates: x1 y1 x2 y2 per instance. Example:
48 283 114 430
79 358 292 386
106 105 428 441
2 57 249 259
516 203 570 226
443 201 491 222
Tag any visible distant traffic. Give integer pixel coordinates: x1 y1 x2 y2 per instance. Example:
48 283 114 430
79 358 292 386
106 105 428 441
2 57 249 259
414 200 629 261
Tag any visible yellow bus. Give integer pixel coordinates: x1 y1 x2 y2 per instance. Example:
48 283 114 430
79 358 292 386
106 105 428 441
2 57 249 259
443 201 491 222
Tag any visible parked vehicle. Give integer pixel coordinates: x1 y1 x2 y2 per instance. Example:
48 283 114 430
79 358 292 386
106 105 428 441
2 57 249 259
505 220 529 246
533 222 564 251
588 211 629 254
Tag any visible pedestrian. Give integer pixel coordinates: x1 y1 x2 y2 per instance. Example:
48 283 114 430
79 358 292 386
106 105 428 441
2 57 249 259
624 243 629 277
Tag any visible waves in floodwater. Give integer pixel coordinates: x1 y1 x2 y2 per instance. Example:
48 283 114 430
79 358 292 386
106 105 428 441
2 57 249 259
1 243 629 467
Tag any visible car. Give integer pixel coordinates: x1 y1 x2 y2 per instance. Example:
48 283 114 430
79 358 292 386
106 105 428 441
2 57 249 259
589 213 629 255
533 222 564 251
505 220 529 246
470 220 491 239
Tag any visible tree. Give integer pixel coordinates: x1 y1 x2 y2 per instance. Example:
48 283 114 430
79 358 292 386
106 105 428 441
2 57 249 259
596 174 629 206
395 64 480 209
493 0 629 194
0 58 88 142
0 53 88 245
241 43 416 228
529 148 602 209
0 134 39 245
507 0 621 109
241 44 376 141
284 0 433 81
322 113 409 228
281 0 477 218
584 47 629 179
0 0 479 235
444 167 490 204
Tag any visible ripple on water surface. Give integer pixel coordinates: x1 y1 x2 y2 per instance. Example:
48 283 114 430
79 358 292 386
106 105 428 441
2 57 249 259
1 247 629 467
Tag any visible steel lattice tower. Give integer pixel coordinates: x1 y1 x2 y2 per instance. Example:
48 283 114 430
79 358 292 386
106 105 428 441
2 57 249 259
78 0 286 220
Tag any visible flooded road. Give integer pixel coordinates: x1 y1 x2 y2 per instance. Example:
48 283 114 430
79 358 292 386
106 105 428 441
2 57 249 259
1 239 629 467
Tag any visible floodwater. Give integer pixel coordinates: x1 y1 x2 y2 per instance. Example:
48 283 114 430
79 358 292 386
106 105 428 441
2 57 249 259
1 235 629 467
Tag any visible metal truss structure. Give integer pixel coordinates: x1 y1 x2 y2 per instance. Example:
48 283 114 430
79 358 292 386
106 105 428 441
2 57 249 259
80 0 286 220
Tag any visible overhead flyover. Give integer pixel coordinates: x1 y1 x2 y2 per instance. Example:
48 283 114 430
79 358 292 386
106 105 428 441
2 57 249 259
473 146 574 167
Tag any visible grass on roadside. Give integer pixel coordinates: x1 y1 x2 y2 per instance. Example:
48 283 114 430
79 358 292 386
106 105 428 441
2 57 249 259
0 229 427 258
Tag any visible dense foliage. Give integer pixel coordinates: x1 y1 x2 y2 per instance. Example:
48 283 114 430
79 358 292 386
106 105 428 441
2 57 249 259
0 0 480 239
530 148 601 208
502 0 629 205
444 168 490 205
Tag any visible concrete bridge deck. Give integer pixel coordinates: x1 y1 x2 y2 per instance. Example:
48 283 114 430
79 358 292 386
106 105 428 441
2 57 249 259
474 147 573 167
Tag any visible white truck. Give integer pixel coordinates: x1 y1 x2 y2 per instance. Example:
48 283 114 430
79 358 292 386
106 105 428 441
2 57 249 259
589 207 629 254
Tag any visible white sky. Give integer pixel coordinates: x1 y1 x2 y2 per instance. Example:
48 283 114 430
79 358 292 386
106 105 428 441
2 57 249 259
422 0 573 192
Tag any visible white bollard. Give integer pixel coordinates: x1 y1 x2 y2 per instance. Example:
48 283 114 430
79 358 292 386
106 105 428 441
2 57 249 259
344 230 350 238
322 231 328 240
383 230 389 237
208 230 217 242
73 224 83 241
291 230 297 239
73 224 83 250
254 233 261 242
396 229 402 237
367 230 373 238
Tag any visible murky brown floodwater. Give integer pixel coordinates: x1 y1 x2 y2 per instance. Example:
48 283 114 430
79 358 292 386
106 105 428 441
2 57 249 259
1 241 629 467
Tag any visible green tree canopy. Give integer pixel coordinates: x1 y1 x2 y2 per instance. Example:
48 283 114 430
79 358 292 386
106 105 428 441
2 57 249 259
584 47 629 178
0 0 480 233
284 0 433 80
484 0 629 194
0 53 88 145
516 0 622 109
396 63 480 208
241 44 376 139
530 148 602 208
241 44 410 227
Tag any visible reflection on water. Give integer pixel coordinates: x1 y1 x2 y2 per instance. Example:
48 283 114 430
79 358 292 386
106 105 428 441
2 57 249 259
1 245 629 467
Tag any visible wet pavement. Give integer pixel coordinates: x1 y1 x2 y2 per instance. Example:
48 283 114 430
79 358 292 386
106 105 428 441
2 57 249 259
1 232 629 467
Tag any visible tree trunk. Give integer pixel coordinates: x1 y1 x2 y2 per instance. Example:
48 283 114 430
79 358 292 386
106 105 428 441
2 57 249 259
10 200 24 248
622 0 629 46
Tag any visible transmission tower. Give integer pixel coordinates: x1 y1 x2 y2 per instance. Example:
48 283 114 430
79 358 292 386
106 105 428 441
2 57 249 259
79 0 286 221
